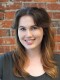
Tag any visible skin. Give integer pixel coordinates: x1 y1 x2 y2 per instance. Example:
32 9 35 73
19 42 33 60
18 15 44 52
18 15 45 76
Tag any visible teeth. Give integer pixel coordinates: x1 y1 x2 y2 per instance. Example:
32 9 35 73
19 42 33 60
25 39 35 44
26 40 33 42
25 39 35 41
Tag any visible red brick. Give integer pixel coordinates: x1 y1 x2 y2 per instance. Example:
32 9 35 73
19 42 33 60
0 38 3 44
0 20 3 23
53 12 60 19
0 29 10 37
0 45 16 54
5 12 15 19
52 21 60 28
36 3 46 8
0 46 11 53
0 20 3 28
0 5 5 10
2 20 13 28
54 43 60 52
56 52 60 54
14 0 32 1
57 28 60 34
23 3 37 8
10 45 16 51
48 12 53 18
23 3 46 9
34 0 57 2
6 3 21 10
47 3 60 10
0 12 4 20
54 51 60 54
51 27 57 34
0 0 60 54
11 29 16 36
57 44 60 51
4 46 11 53
0 38 16 45
54 35 60 42
0 0 8 2
54 44 57 51
0 46 4 53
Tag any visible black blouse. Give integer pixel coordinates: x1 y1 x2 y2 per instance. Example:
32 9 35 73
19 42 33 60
0 51 60 80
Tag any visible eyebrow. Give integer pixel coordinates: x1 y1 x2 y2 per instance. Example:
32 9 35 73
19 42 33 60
19 25 37 28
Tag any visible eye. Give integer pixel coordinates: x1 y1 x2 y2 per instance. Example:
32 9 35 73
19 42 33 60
31 26 38 30
19 27 26 31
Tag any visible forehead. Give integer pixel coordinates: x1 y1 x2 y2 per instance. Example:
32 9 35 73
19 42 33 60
19 15 35 27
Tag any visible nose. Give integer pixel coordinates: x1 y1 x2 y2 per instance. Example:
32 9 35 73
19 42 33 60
26 30 33 38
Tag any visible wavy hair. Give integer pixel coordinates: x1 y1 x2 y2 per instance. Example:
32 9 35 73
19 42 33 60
12 7 58 79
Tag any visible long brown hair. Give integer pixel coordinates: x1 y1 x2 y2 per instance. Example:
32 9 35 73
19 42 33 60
12 7 57 78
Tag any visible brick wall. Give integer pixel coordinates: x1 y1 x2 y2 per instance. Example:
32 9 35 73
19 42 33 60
0 0 60 54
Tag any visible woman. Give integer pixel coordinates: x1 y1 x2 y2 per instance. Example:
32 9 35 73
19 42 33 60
0 7 60 80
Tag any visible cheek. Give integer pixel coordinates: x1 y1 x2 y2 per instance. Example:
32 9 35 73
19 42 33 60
18 31 20 38
18 31 21 40
18 31 25 40
36 32 43 42
34 31 43 38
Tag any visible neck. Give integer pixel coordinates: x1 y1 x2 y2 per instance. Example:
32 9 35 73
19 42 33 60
24 48 45 76
26 47 42 59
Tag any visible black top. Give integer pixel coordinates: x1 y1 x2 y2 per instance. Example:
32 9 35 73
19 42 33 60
0 51 60 80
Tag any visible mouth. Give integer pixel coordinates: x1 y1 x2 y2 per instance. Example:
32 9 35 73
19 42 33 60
24 39 35 45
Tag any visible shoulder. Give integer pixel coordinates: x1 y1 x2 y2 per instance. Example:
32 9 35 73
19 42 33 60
53 54 60 70
0 51 14 78
0 51 14 62
54 53 60 80
0 51 14 69
53 53 60 66
54 53 60 60
53 54 60 78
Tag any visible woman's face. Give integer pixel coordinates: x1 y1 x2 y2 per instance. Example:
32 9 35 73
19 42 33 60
18 15 44 50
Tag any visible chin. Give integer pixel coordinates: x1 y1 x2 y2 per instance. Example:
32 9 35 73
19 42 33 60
24 45 37 50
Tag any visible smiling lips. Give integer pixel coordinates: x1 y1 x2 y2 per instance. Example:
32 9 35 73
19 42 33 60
25 39 35 45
